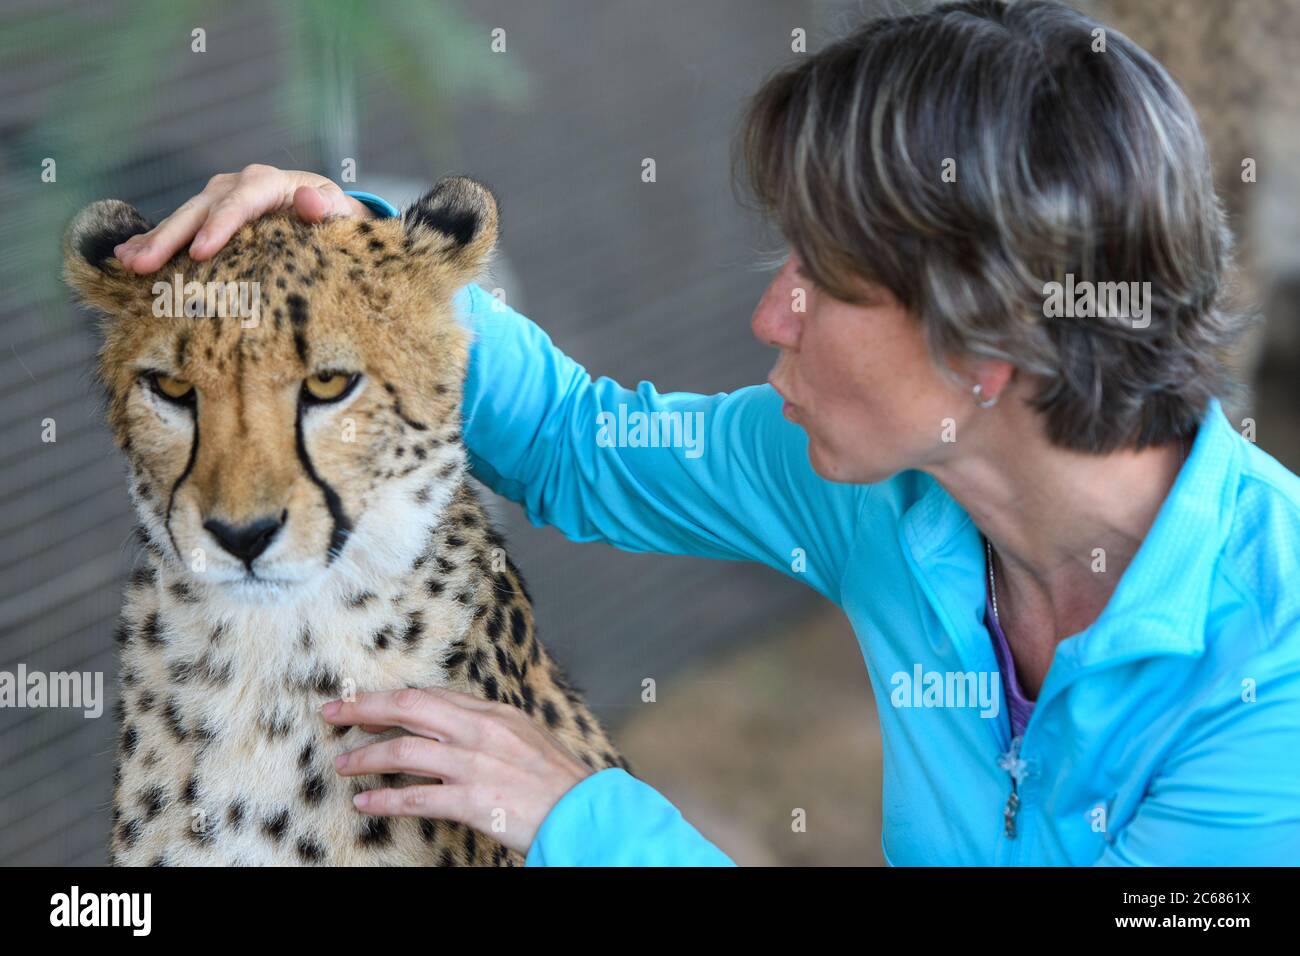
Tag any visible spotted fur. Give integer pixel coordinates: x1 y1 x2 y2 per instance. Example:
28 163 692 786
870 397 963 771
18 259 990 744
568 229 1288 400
64 177 627 865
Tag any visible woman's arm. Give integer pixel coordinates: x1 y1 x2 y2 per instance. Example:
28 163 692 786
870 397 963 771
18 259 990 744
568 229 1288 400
458 285 867 602
525 768 735 866
352 190 869 603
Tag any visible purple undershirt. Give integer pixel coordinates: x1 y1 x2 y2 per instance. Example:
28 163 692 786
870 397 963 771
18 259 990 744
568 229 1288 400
984 556 1037 739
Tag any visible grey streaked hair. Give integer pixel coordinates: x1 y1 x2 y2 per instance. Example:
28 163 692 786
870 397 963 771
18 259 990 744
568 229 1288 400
735 0 1251 453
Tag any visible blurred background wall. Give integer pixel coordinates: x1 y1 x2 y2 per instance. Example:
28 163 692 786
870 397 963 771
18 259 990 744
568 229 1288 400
0 0 1296 866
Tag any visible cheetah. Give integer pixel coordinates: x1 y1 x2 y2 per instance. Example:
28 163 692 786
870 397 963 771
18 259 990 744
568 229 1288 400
62 177 627 865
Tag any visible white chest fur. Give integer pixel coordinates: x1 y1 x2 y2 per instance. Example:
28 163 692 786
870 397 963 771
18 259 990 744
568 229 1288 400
113 490 485 865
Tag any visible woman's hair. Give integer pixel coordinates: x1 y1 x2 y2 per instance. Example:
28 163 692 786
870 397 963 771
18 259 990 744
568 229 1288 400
736 0 1251 453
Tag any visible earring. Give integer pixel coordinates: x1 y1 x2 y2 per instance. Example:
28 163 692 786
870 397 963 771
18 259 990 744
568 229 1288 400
972 383 999 408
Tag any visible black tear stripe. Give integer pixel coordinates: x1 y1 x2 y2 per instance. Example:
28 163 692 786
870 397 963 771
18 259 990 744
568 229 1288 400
164 414 201 562
295 402 353 564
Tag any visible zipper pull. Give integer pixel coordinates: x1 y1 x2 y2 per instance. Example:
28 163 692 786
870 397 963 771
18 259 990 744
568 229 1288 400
997 735 1030 840
1003 789 1021 838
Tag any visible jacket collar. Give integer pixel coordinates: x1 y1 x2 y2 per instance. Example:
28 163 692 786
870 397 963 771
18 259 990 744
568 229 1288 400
900 398 1242 671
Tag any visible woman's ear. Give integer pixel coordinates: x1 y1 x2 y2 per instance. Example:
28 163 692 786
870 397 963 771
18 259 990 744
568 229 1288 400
62 199 156 322
400 176 499 287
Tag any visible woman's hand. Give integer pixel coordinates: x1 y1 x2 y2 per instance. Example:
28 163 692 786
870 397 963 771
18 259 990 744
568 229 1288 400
112 164 376 274
321 686 594 856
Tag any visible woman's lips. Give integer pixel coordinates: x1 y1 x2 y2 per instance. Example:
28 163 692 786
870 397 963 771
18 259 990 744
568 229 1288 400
769 378 800 421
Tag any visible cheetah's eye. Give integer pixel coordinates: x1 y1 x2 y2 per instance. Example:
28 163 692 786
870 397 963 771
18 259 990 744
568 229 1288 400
148 373 195 404
303 371 360 404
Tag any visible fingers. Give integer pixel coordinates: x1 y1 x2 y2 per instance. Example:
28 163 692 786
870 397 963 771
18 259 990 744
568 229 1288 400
186 165 299 260
186 196 268 260
335 734 474 782
321 687 480 744
114 168 262 272
292 184 334 222
292 183 376 223
114 191 218 274
330 687 585 856
353 783 469 820
419 684 503 713
111 165 371 275
351 780 532 854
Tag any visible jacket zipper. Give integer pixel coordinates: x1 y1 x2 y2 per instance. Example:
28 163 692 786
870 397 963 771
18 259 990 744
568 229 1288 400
998 734 1029 840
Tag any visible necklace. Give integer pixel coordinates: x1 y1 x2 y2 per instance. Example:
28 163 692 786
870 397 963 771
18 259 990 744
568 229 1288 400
985 436 1188 631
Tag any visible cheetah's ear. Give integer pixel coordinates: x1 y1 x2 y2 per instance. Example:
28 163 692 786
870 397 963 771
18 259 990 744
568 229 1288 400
62 199 157 322
401 176 499 285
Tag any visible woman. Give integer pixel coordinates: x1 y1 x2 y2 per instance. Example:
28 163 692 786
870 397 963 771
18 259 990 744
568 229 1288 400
109 0 1300 865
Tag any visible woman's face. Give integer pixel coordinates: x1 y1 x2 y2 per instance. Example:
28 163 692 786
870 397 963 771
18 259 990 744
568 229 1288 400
753 254 975 484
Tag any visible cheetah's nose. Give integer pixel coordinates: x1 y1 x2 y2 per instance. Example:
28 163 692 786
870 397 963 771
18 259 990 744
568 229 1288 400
204 512 286 566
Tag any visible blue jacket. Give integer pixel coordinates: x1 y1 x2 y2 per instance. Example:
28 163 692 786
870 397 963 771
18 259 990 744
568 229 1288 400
349 191 1300 866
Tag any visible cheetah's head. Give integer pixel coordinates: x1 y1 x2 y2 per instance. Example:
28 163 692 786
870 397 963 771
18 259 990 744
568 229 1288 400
63 177 498 602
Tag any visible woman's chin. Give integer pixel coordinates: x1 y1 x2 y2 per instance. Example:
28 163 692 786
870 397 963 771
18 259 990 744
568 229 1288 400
807 439 850 482
808 438 893 485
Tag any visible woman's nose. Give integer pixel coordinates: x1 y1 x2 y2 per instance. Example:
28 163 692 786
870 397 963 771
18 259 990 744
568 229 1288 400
751 260 803 349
